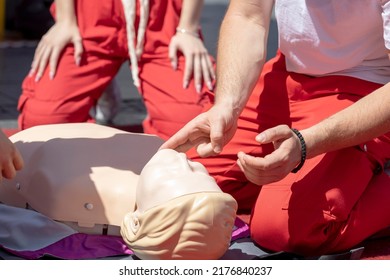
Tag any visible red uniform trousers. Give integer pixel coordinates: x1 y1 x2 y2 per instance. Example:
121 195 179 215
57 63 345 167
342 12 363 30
18 0 213 140
190 51 390 255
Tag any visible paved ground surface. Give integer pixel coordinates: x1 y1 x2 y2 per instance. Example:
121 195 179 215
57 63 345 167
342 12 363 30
0 0 278 130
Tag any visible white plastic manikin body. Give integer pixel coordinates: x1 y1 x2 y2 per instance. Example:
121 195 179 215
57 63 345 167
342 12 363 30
0 123 163 235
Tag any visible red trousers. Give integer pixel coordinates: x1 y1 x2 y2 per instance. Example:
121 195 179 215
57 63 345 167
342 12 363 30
18 0 213 140
191 51 390 255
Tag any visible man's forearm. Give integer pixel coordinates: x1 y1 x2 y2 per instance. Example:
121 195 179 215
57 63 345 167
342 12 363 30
214 0 274 116
302 82 390 159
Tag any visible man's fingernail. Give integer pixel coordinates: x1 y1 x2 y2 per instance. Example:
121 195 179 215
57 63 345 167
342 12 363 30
256 133 265 142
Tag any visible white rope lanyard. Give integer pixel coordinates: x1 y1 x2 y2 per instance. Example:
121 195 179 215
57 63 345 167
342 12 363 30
120 0 150 87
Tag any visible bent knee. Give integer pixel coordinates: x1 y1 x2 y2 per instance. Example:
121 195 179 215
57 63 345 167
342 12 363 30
18 95 92 129
250 211 341 256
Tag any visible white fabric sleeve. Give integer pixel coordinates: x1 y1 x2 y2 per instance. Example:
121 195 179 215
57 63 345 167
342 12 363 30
381 0 390 50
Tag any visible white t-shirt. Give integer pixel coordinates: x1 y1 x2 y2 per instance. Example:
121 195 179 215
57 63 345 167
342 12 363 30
275 0 390 84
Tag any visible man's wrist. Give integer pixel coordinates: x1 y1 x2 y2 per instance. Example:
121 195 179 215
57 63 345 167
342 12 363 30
291 128 307 173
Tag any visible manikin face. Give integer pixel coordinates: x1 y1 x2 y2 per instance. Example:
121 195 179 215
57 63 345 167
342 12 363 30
135 149 221 213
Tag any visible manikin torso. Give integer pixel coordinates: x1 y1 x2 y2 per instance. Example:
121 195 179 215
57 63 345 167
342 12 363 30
0 123 225 236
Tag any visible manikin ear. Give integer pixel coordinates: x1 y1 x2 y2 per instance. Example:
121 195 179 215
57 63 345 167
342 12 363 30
129 210 140 234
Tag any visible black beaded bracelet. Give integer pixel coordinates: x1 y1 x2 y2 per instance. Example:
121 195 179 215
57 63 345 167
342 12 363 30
291 128 306 173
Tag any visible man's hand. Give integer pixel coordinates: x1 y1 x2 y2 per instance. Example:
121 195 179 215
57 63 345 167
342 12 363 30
237 125 302 185
160 104 238 157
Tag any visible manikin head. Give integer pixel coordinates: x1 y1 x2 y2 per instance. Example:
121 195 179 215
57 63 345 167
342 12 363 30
0 123 237 259
121 149 238 260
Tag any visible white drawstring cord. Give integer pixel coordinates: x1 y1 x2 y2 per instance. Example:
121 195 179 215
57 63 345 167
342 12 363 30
120 0 149 87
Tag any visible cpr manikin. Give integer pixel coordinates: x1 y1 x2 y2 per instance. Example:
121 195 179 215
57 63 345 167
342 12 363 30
0 123 237 260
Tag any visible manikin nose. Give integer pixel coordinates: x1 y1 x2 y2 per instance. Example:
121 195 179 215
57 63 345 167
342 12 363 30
177 152 192 169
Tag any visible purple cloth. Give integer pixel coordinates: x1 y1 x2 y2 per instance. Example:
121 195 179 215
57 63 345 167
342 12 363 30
2 217 249 259
1 234 132 260
231 217 250 240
